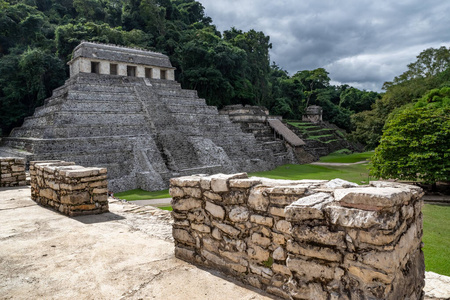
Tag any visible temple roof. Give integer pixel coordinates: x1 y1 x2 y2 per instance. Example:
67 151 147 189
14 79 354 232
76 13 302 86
69 41 175 69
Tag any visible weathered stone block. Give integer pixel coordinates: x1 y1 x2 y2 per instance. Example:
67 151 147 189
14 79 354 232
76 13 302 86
326 205 399 230
229 206 250 222
173 228 195 246
287 257 335 281
285 192 334 221
292 225 346 248
334 187 410 210
205 201 225 219
248 186 269 211
251 232 271 247
269 206 286 217
250 214 274 227
172 197 202 211
229 178 262 188
247 245 270 262
203 190 222 201
212 221 240 237
275 220 292 234
287 240 342 262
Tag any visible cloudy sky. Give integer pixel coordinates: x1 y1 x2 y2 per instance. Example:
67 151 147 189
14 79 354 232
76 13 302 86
199 0 450 91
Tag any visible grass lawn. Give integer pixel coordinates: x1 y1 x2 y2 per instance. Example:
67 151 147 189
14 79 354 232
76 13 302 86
318 150 374 163
250 162 373 184
422 204 450 276
114 188 170 201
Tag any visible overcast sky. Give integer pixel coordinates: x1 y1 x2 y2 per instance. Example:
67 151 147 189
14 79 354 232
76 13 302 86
199 0 450 91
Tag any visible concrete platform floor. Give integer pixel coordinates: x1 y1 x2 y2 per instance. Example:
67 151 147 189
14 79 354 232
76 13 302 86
1 186 449 299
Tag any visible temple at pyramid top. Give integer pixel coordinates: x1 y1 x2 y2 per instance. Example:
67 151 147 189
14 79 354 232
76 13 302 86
68 41 176 80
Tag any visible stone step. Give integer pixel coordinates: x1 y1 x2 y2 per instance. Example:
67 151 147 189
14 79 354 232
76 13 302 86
61 100 143 113
159 96 206 106
166 104 218 114
67 91 138 102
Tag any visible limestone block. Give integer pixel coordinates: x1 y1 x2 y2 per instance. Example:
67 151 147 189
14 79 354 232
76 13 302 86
203 191 222 201
360 223 418 273
170 176 201 187
63 168 103 178
210 175 229 192
212 227 221 240
347 265 394 284
370 181 424 199
292 225 346 248
248 186 269 212
272 232 286 245
200 177 211 190
202 237 220 253
275 220 292 234
324 178 359 189
205 201 225 219
285 192 334 221
183 187 202 198
60 183 88 191
273 246 286 260
251 232 271 247
272 263 292 275
250 214 274 227
325 205 400 230
80 175 107 182
249 264 273 278
265 185 307 196
60 191 90 205
201 249 227 267
286 240 342 262
357 221 407 246
247 245 270 262
191 223 211 233
286 257 335 281
269 206 285 217
169 186 184 198
172 197 202 211
173 228 196 246
89 180 108 188
229 178 262 188
212 221 240 237
175 247 196 261
92 188 108 194
334 187 411 210
229 206 250 222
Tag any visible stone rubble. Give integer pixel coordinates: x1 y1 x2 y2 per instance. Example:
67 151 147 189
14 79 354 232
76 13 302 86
30 160 109 216
0 157 27 187
170 174 425 300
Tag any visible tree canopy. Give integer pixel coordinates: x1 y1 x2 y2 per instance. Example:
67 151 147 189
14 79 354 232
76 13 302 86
371 88 450 184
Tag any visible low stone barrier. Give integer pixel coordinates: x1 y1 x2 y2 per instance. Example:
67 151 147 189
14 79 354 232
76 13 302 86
0 157 27 187
170 173 425 300
30 160 109 216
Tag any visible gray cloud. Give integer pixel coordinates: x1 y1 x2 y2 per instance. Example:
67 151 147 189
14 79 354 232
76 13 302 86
200 0 450 91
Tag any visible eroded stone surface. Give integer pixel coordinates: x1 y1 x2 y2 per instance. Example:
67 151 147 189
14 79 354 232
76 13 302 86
170 176 425 300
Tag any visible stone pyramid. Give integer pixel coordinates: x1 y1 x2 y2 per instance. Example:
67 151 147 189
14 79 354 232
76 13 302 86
1 42 282 191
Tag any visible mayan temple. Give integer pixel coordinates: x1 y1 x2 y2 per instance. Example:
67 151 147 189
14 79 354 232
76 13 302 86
0 42 296 191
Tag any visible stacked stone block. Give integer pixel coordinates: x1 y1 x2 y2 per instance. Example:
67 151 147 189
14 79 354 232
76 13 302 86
0 157 27 187
30 160 109 216
170 174 425 300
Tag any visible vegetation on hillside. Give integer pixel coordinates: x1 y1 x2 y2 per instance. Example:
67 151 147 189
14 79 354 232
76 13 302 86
0 0 378 136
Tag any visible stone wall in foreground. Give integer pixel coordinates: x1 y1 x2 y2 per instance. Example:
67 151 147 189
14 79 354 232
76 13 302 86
0 157 27 187
170 174 425 300
30 160 109 216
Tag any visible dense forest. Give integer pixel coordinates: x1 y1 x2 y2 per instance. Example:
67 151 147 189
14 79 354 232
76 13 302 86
1 0 449 160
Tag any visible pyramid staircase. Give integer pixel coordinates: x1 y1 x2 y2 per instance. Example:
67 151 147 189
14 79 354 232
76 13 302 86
2 73 276 191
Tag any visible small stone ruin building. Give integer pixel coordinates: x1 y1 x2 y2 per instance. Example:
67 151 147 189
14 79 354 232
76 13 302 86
302 105 323 123
0 42 299 192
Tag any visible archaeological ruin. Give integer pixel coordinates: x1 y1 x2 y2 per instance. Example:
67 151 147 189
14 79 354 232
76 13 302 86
170 174 425 300
0 42 304 192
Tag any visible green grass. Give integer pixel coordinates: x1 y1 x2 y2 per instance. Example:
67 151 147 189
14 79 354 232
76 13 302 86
158 206 173 211
114 188 170 201
249 162 373 184
319 151 374 163
422 204 450 276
